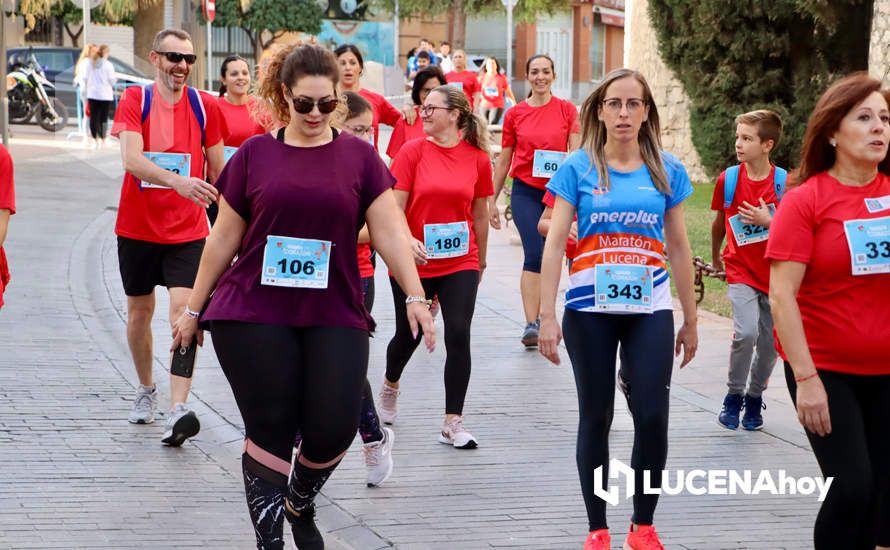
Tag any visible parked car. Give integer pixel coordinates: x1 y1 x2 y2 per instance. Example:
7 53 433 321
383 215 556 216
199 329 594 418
7 46 149 121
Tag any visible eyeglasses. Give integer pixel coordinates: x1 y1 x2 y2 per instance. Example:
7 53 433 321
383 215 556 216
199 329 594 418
344 124 374 137
287 94 340 115
155 51 197 65
419 105 452 116
601 97 646 114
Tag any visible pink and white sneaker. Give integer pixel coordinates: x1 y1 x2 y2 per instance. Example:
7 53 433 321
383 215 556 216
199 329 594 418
437 416 478 449
378 383 400 425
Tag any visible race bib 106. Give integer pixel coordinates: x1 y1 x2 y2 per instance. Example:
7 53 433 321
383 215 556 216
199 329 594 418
261 236 331 288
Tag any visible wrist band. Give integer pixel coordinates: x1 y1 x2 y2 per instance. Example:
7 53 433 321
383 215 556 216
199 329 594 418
405 295 431 308
184 306 201 319
795 371 819 383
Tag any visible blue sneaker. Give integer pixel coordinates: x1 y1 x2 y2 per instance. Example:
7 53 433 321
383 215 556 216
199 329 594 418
718 393 743 430
742 394 765 431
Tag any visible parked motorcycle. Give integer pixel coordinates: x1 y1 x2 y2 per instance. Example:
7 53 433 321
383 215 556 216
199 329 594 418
6 49 69 132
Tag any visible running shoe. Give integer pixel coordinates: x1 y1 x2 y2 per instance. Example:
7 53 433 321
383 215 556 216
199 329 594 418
584 529 611 550
161 403 200 447
717 393 743 430
623 524 665 550
438 416 478 449
128 384 158 424
521 320 540 348
363 427 395 487
285 501 324 550
741 394 766 431
378 384 399 425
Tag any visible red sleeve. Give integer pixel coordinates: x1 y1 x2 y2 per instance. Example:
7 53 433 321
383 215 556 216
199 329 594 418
469 74 481 96
765 186 815 264
0 145 15 214
565 100 580 134
386 118 407 158
474 149 494 198
710 172 726 211
391 141 419 193
111 86 143 137
542 191 555 208
377 96 402 128
501 107 516 149
201 91 227 147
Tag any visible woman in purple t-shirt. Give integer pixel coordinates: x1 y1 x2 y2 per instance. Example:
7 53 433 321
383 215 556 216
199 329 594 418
172 42 435 550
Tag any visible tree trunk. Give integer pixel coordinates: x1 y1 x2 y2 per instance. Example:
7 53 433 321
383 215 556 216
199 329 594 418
64 23 83 48
450 0 466 49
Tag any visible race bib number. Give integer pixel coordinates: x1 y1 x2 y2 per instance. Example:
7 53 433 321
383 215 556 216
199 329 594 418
142 152 190 189
484 86 498 97
424 221 470 259
595 264 653 313
448 81 463 91
223 146 238 164
844 216 890 275
728 203 776 246
532 150 568 179
261 236 331 288
865 195 890 213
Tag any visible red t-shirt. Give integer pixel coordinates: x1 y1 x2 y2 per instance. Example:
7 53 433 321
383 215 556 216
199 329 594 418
710 164 780 293
480 74 508 109
542 191 577 260
390 138 494 278
358 88 401 152
386 106 425 159
0 144 15 309
502 97 580 190
111 85 226 244
765 172 890 375
445 71 481 109
217 96 266 147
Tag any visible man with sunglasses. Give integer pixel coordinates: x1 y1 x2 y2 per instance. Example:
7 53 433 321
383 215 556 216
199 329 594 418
110 28 227 446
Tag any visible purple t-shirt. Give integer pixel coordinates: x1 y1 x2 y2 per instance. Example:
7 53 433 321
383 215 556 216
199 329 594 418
202 131 395 331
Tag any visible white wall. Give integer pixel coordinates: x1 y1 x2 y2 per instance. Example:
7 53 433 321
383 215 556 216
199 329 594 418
84 25 135 66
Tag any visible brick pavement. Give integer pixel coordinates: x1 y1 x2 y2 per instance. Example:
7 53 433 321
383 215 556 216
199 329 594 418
1 130 824 549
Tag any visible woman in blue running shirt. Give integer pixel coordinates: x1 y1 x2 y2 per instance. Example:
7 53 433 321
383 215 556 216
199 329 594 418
538 68 698 550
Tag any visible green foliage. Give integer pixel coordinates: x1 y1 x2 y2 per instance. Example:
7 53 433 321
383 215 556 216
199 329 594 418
214 0 324 60
371 0 568 22
649 0 873 176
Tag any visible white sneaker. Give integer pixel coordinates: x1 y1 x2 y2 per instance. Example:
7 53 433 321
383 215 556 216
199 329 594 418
378 384 399 425
363 427 394 487
161 403 200 447
438 416 478 449
128 385 157 424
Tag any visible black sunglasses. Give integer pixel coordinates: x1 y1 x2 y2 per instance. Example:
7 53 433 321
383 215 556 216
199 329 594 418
287 94 339 115
155 51 197 65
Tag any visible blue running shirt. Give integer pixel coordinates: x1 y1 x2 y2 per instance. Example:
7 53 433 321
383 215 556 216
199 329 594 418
546 150 693 313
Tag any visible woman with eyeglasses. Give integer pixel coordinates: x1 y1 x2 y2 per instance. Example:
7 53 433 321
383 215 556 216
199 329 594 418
171 42 435 550
377 85 492 448
386 65 446 158
335 44 403 151
538 68 697 550
489 53 581 348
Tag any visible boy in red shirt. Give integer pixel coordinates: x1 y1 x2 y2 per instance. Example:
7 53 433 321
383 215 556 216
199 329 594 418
0 144 14 310
710 110 785 431
111 29 226 445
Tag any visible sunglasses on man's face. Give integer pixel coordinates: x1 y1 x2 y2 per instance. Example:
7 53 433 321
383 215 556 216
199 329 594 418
288 94 340 115
155 51 197 65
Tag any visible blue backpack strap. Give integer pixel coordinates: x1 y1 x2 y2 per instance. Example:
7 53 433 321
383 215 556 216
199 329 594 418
774 167 787 201
140 84 152 123
722 165 740 209
186 87 206 147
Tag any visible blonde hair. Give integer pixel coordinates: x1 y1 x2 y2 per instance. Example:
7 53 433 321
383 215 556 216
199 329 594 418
578 68 670 194
91 44 110 67
432 85 490 153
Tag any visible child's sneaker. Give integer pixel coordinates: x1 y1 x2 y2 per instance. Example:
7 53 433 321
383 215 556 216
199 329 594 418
717 393 743 430
623 524 664 550
742 394 765 431
584 529 611 550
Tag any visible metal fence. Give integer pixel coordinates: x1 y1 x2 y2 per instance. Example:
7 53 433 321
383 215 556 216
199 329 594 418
208 26 255 92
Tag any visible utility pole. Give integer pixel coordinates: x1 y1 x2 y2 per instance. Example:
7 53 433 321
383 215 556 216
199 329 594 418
0 6 8 147
502 0 517 81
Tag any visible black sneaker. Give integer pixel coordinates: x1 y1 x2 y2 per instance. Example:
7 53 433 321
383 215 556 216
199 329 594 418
285 502 324 550
161 404 200 447
521 320 540 348
741 394 765 431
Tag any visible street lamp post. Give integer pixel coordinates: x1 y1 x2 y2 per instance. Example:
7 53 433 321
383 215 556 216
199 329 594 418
502 0 517 81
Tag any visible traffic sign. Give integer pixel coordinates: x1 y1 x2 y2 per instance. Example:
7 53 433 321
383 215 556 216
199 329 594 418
203 0 216 22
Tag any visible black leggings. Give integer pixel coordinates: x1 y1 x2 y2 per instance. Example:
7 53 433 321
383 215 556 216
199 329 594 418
562 309 674 531
385 269 479 415
785 363 890 549
211 321 368 465
87 99 112 139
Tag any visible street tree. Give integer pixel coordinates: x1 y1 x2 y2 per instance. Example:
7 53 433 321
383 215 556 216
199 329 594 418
649 0 873 175
213 0 324 62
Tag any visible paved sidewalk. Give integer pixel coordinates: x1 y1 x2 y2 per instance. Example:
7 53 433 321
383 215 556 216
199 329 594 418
2 129 821 549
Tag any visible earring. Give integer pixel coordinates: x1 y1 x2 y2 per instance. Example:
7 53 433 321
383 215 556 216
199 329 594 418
830 139 837 147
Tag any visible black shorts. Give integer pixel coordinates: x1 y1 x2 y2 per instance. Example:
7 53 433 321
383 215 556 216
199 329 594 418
117 236 205 296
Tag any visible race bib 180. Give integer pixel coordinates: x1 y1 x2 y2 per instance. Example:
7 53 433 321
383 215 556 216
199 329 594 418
595 264 654 313
141 152 190 189
261 236 331 288
844 216 890 275
424 221 470 259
